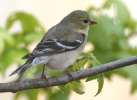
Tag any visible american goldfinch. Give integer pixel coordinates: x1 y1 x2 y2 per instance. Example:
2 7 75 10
10 10 96 79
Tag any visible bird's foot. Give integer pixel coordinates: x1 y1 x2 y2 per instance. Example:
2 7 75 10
64 70 74 80
41 73 48 80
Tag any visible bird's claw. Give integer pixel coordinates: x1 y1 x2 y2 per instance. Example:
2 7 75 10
41 74 48 80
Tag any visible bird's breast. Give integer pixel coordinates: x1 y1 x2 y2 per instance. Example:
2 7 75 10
47 42 86 70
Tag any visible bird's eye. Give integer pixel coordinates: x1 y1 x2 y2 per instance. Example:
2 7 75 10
83 19 89 24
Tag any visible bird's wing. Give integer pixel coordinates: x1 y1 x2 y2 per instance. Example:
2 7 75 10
22 34 85 61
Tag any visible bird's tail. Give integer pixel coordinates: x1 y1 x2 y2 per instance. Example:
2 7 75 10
9 63 32 76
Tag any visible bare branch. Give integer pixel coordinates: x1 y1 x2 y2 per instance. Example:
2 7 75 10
0 56 137 93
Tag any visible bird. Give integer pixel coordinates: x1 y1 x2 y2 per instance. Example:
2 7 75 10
10 10 97 79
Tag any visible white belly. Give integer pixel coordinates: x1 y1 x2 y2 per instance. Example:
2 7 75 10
47 39 86 70
32 49 81 70
31 43 85 70
47 49 80 70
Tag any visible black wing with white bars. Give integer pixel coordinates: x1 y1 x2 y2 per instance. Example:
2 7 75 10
23 34 85 61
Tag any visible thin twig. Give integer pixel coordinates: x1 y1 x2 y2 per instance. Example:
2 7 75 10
0 56 137 93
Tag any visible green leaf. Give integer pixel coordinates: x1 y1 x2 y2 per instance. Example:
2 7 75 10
6 12 45 33
88 15 122 51
95 74 104 96
67 81 84 94
131 80 137 93
115 1 130 25
86 53 104 95
46 88 70 100
14 90 39 100
0 27 15 55
0 49 26 73
0 37 4 55
25 90 39 100
24 32 43 44
103 0 119 8
86 74 104 96
121 66 137 94
88 12 129 62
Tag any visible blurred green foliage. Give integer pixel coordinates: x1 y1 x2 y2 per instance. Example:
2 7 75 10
0 0 137 99
88 0 137 94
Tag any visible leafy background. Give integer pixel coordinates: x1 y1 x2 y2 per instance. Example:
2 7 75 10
0 0 137 100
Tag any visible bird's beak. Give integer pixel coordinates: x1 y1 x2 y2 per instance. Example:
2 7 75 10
89 20 97 25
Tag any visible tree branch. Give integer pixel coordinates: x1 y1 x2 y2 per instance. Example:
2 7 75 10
0 56 137 93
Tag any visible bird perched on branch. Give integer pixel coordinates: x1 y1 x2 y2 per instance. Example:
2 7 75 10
10 10 97 79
